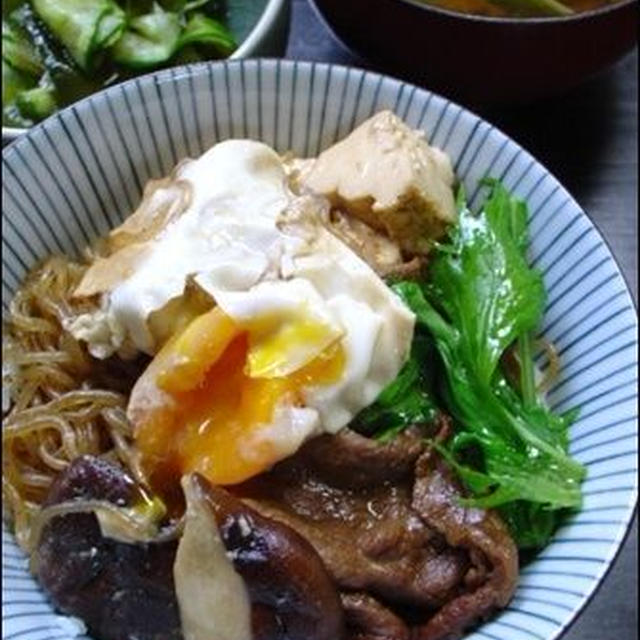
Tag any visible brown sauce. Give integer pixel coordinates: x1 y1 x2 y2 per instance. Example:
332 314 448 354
412 0 623 18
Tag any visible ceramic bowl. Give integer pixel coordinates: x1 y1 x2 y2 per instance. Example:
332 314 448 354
311 0 638 105
2 59 637 640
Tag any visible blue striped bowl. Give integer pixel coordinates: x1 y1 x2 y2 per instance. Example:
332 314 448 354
2 60 637 640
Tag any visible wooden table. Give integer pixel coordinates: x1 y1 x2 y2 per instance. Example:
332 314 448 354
286 2 638 639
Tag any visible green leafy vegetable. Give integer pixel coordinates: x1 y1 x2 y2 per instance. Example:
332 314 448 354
32 0 126 70
112 7 181 69
9 3 79 81
5 3 108 124
178 12 236 56
355 333 438 442
15 84 57 120
2 56 33 103
2 59 36 126
112 6 236 69
2 0 237 126
2 20 43 77
182 0 213 11
391 181 585 548
2 0 28 18
2 16 61 126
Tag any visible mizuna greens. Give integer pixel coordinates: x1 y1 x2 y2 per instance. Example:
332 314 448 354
355 332 438 443
362 180 585 548
2 0 236 127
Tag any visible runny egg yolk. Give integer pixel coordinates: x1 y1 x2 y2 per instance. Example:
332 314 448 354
132 306 345 494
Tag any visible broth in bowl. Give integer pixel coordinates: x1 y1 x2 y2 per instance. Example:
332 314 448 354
312 0 638 104
412 0 624 17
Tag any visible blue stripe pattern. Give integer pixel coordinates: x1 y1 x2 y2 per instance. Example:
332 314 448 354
2 60 637 640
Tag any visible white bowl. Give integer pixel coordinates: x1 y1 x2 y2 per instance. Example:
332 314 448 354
1 59 637 640
1 0 290 144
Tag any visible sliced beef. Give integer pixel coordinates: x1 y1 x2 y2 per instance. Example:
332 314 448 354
239 428 468 608
300 426 425 488
34 425 518 640
411 453 519 640
341 592 410 640
238 426 518 640
35 456 345 640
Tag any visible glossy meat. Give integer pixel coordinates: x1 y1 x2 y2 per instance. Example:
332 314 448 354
238 427 518 640
35 457 345 640
341 592 410 640
411 453 519 640
240 429 469 607
33 424 518 640
300 426 425 488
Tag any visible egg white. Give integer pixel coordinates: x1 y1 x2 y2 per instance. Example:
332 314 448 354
74 139 416 469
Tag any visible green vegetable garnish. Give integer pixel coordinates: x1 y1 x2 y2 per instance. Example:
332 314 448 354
379 180 584 548
178 12 236 57
112 6 181 69
2 0 237 126
15 84 57 120
355 332 438 442
2 59 36 127
32 0 127 71
2 20 43 77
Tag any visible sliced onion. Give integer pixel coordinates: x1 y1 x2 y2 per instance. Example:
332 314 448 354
28 498 179 554
174 474 252 640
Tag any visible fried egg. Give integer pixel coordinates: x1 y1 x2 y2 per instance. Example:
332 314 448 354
72 140 415 489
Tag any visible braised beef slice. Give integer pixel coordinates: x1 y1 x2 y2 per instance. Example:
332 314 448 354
35 456 345 640
300 426 425 488
239 428 469 608
340 592 410 640
411 453 518 640
238 427 518 640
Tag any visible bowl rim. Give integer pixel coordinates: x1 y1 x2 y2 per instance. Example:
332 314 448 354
4 57 638 314
1 0 288 143
231 0 288 58
558 504 637 639
1 58 638 640
395 0 638 24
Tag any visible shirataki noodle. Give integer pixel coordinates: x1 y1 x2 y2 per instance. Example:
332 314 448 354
2 257 146 551
2 166 196 552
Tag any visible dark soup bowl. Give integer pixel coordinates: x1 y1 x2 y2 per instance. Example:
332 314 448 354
310 0 638 105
